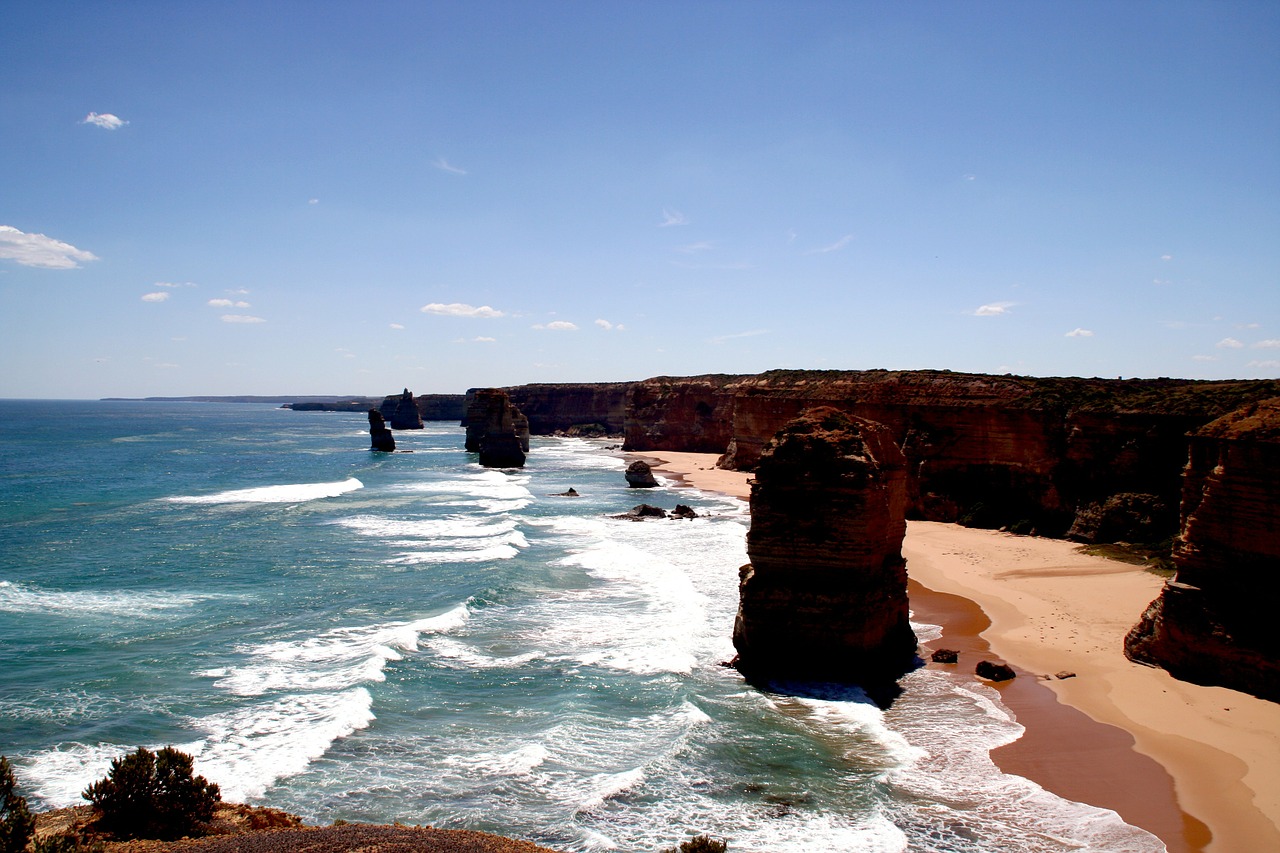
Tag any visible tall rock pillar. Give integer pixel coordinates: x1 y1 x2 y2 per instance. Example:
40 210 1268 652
464 388 528 468
733 407 917 687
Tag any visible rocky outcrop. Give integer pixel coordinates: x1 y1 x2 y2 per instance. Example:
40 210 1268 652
624 460 658 488
380 389 425 430
463 389 528 468
368 409 395 452
624 374 740 453
732 407 918 687
1125 398 1280 702
1066 492 1176 543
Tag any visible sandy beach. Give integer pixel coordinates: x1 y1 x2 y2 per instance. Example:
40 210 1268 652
644 451 1280 853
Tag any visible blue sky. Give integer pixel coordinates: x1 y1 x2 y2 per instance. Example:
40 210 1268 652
2 1 1277 398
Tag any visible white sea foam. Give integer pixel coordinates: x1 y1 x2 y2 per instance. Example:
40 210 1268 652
425 637 545 670
203 604 471 696
166 477 363 504
185 687 377 801
336 515 518 539
443 743 550 777
0 580 211 618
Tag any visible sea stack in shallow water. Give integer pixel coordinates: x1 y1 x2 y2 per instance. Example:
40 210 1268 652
1125 397 1280 702
388 388 424 430
733 407 917 687
464 388 528 468
624 459 659 488
368 409 395 452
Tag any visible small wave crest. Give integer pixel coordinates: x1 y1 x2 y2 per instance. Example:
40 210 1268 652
165 477 363 505
0 580 212 618
201 604 471 696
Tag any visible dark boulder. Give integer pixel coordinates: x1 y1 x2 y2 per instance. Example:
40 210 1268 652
671 504 698 519
976 660 1016 681
930 649 959 664
625 460 659 488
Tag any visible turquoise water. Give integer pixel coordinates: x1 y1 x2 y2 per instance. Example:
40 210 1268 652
0 401 1163 852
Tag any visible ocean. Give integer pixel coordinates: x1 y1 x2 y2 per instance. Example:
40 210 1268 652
0 400 1165 852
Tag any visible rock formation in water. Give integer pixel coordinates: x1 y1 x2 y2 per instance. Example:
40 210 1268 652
463 388 528 468
1125 398 1280 702
368 409 396 452
732 407 918 687
624 460 658 488
382 388 424 430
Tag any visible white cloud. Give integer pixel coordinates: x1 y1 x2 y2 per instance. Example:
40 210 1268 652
806 234 854 255
208 298 251 308
0 225 98 269
141 292 170 303
474 336 496 343
533 321 578 331
963 173 977 181
659 209 687 227
595 318 625 331
82 112 127 130
389 323 405 330
1252 339 1280 349
221 314 266 324
1161 254 1173 261
1247 360 1280 370
1192 355 1218 362
972 302 1014 317
1216 337 1245 349
1065 328 1094 338
433 157 467 175
421 302 504 318
156 281 197 288
308 198 319 205
677 241 714 254
709 329 769 345
1152 278 1171 286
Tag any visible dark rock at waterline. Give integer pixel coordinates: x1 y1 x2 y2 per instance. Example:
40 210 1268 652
976 660 1016 681
612 504 668 520
931 649 959 664
387 388 425 430
551 488 580 497
625 460 659 488
671 504 698 519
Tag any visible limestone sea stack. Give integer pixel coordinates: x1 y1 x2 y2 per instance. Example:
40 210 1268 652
388 388 425 430
733 407 918 687
464 388 528 468
1125 397 1280 702
368 409 395 452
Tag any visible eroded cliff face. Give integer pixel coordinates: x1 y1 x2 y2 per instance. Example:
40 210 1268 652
623 375 741 453
621 370 1279 537
504 382 632 435
733 407 918 687
1125 398 1280 702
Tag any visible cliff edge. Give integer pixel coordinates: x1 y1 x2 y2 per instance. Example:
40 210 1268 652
1125 398 1280 702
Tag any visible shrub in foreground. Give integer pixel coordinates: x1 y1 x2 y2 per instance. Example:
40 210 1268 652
82 746 220 840
662 835 728 853
1 756 36 853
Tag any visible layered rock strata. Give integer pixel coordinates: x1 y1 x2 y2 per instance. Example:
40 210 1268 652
504 382 631 435
733 407 918 686
367 409 395 452
464 389 528 468
1125 398 1280 702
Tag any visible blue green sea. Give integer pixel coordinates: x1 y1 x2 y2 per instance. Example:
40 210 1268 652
0 400 1164 851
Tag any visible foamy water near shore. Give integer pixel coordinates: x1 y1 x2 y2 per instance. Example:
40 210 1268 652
646 451 1280 853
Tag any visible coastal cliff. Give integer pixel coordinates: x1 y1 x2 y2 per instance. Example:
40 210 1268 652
503 382 631 435
733 407 918 687
1125 398 1280 702
622 370 1279 538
